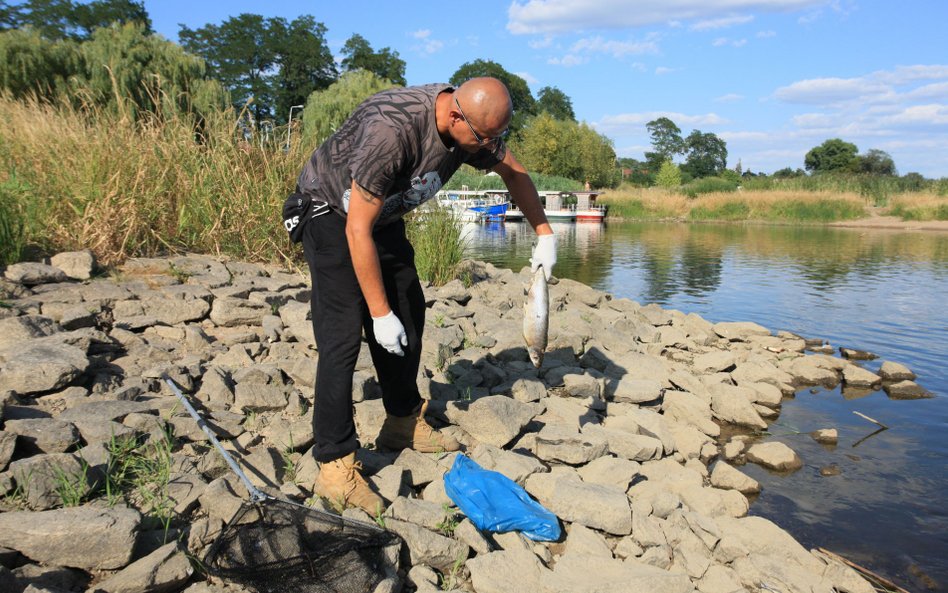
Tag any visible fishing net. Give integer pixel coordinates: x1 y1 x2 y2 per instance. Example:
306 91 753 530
205 497 402 593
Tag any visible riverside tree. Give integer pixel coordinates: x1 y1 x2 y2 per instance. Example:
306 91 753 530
340 33 406 86
645 117 684 173
179 14 336 122
804 138 858 173
450 59 536 135
536 85 575 121
513 111 618 188
0 0 152 40
300 69 395 148
682 130 728 178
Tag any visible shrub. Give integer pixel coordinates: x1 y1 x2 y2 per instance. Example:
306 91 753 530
682 176 739 198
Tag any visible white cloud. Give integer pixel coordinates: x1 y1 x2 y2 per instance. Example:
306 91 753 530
690 14 754 31
756 29 777 37
507 0 827 34
528 35 555 49
655 66 675 75
880 104 948 127
873 64 948 85
597 111 728 135
547 54 587 67
408 29 446 55
516 71 540 85
774 77 889 104
570 35 660 57
715 93 745 102
712 37 747 47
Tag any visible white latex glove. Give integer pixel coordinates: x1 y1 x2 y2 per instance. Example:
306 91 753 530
372 311 407 356
530 233 557 281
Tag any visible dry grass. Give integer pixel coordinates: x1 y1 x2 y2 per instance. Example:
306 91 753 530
599 188 867 222
0 94 303 266
888 193 948 220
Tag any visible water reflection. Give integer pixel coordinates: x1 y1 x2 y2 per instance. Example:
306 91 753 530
464 220 948 588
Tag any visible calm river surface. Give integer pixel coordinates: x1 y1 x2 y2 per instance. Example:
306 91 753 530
462 220 948 590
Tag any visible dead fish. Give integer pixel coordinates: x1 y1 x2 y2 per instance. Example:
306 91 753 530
523 265 549 368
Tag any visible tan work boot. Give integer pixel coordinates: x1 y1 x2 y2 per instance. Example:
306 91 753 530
376 400 461 453
313 452 385 515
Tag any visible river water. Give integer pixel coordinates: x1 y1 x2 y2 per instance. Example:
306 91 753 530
461 220 948 590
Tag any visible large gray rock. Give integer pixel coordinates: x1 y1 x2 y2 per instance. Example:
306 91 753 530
0 431 16 470
878 360 915 381
468 444 547 484
93 542 193 593
710 462 761 494
209 298 270 327
533 425 609 465
525 470 631 535
0 315 61 350
841 364 881 387
0 341 89 395
112 297 210 327
884 380 933 400
708 383 767 430
3 418 80 453
467 548 549 593
384 518 469 574
4 262 68 286
446 396 539 448
604 377 663 404
581 424 662 462
661 390 720 437
8 453 97 510
50 250 96 280
577 455 640 490
0 506 140 569
712 321 770 341
542 553 692 593
745 441 802 472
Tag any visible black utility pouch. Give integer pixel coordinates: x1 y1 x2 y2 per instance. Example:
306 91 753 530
282 192 328 243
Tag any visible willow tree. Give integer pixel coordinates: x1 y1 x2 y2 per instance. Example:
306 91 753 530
300 69 394 149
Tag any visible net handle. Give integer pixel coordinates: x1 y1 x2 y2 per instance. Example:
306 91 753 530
163 376 268 503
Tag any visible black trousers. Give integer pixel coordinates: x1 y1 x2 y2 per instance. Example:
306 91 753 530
301 211 425 463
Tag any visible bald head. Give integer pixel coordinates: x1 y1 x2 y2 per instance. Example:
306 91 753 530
454 77 513 135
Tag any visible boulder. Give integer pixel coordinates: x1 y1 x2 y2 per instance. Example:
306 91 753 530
50 250 96 281
0 506 140 569
446 396 539 448
745 442 802 472
710 462 761 494
93 542 193 593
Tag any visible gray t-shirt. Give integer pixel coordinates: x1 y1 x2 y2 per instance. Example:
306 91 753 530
297 83 505 227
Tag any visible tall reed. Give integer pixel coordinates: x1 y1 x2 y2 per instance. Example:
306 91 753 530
405 202 467 286
0 93 303 266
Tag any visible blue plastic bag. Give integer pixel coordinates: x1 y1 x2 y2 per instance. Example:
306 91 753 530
443 455 561 541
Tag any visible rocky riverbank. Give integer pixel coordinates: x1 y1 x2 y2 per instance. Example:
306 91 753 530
0 251 925 593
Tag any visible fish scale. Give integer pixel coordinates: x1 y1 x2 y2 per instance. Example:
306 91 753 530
523 266 549 368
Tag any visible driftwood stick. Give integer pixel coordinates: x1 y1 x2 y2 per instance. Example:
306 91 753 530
853 411 889 429
815 548 910 593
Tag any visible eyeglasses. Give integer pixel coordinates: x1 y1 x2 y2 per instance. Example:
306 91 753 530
454 97 508 146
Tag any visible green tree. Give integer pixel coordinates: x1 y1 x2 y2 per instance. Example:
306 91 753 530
301 69 395 148
856 148 897 176
682 130 727 178
450 59 535 135
645 116 684 173
272 15 337 121
340 33 405 86
179 14 279 122
79 22 222 118
0 27 81 99
536 85 575 121
804 138 858 173
1 0 151 40
180 14 335 123
655 160 681 189
513 112 618 188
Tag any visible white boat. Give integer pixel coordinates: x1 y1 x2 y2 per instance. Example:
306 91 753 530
435 190 509 222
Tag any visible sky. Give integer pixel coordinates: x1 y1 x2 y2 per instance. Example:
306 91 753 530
143 0 948 177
